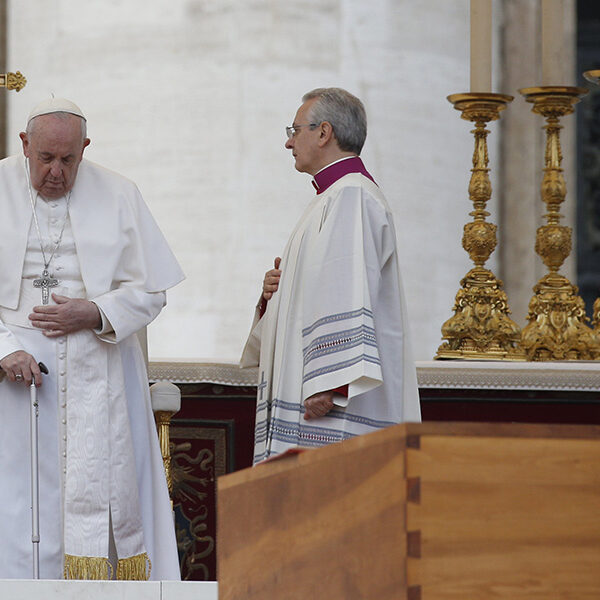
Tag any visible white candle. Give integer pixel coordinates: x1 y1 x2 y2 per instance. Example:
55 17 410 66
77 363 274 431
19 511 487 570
470 0 492 92
541 0 564 85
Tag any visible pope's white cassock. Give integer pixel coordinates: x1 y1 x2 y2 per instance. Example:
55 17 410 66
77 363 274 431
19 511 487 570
242 157 421 464
0 155 184 579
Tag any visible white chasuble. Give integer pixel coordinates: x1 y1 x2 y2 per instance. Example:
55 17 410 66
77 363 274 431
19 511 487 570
242 172 420 463
0 156 184 580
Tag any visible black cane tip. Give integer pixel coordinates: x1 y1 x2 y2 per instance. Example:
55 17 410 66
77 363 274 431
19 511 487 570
38 362 49 375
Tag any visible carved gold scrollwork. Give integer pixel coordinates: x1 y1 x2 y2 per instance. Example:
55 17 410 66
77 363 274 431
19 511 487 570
463 221 497 266
519 86 598 361
0 71 27 92
535 224 571 271
592 297 600 333
436 93 525 361
437 268 523 359
522 274 599 361
155 410 177 496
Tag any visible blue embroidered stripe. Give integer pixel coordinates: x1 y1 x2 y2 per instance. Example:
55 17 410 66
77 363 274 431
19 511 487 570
254 450 267 463
254 431 268 445
302 353 381 384
254 420 268 437
302 307 374 337
273 398 302 411
303 324 378 366
303 324 376 355
255 400 268 413
270 399 397 430
270 418 350 447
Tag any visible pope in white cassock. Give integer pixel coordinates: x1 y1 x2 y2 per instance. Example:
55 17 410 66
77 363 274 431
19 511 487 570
242 88 421 464
0 98 184 580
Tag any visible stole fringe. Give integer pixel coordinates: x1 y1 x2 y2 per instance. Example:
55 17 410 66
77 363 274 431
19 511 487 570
117 552 152 581
64 554 113 580
63 552 151 581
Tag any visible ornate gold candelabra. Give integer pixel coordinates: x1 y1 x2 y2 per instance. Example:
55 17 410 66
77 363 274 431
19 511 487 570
0 71 26 92
519 86 599 360
436 93 525 360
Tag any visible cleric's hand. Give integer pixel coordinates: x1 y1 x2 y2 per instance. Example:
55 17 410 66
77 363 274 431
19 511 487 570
29 293 101 337
262 257 282 301
0 350 43 387
303 391 335 420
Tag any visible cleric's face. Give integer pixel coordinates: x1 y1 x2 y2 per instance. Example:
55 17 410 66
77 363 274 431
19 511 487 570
285 98 322 176
20 114 90 199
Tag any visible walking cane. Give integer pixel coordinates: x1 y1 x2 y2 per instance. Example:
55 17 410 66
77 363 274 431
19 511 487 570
30 361 48 579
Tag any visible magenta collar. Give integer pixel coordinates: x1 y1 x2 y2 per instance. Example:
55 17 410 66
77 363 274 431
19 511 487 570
311 156 376 194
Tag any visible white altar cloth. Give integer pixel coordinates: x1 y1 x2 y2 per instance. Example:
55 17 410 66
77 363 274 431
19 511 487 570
416 360 600 391
0 580 218 600
149 359 600 392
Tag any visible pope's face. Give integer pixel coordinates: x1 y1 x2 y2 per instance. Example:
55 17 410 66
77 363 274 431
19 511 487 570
285 98 321 176
20 114 90 199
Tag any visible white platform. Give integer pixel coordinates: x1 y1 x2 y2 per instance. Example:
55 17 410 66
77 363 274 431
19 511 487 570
0 580 218 600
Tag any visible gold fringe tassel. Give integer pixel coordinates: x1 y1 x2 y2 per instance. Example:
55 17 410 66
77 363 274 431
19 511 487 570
116 552 152 581
64 554 113 580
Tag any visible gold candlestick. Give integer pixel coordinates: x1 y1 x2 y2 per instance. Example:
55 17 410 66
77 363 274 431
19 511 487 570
519 86 599 360
436 93 525 361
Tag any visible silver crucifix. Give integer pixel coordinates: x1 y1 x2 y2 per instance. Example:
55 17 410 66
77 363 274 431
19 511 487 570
33 269 59 305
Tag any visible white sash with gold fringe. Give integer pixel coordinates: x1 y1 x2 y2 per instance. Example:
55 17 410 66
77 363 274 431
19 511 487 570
63 329 150 580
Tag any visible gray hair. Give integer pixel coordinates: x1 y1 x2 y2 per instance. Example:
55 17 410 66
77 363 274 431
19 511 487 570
302 88 367 154
26 111 87 143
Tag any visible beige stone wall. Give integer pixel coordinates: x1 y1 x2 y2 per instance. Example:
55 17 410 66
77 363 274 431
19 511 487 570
7 1 577 362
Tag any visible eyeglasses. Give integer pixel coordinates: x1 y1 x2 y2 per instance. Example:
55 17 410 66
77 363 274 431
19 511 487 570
285 123 319 140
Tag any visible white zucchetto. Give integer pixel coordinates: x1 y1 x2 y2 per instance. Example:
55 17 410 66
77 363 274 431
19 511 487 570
27 97 86 124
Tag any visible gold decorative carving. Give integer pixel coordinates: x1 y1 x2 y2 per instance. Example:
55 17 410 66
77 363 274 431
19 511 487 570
170 426 226 580
155 410 177 496
0 71 27 92
519 86 599 361
593 297 600 332
436 93 525 361
583 70 600 86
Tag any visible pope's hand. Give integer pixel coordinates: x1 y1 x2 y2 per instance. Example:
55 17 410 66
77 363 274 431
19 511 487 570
29 294 102 337
262 257 282 301
303 391 335 420
0 350 43 386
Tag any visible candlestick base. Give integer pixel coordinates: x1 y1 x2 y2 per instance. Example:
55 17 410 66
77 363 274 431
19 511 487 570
436 92 525 361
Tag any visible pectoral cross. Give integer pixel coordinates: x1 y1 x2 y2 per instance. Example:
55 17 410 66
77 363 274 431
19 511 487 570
33 269 59 305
